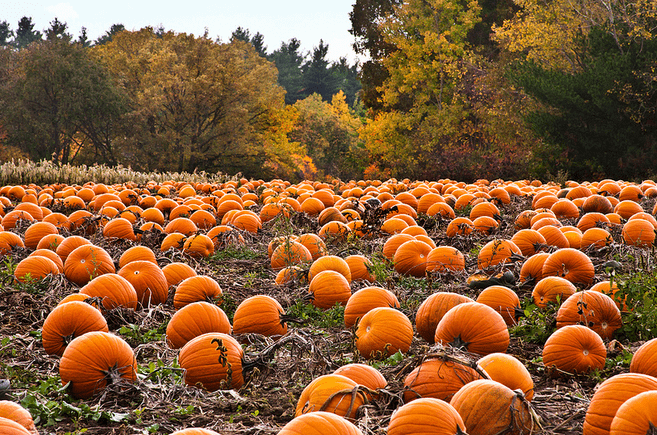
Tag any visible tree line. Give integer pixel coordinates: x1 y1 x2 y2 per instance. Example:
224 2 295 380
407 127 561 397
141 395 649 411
1 2 656 182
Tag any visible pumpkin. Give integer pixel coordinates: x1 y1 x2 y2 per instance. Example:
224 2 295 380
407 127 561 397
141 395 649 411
0 231 24 255
164 217 198 236
232 295 288 337
173 275 222 310
426 202 455 219
14 256 60 283
590 280 628 311
344 286 400 328
41 300 108 356
333 363 387 392
308 255 352 283
518 252 550 284
297 233 327 261
318 221 350 242
301 197 326 216
630 337 657 377
475 285 522 326
55 235 92 262
537 225 570 249
477 239 522 270
382 234 416 260
556 290 622 339
477 353 534 401
79 273 139 310
542 324 606 373
118 246 157 268
583 373 657 435
388 397 467 435
59 331 137 399
344 254 375 282
577 212 611 232
622 218 656 247
35 233 65 251
278 411 363 435
182 234 215 258
166 301 231 349
514 210 538 230
0 401 37 434
531 276 577 308
449 379 535 435
580 227 613 249
582 194 614 214
270 240 312 270
403 357 482 403
434 302 509 356
381 217 409 234
511 229 547 257
0 416 32 435
355 307 413 359
189 209 217 230
609 390 657 435
170 429 222 435
309 270 352 309
294 374 366 419
162 262 197 287
550 198 580 219
393 239 433 277
424 246 465 273
415 292 473 343
23 221 58 250
445 217 474 237
118 260 169 307
542 248 595 286
614 199 643 220
275 265 307 286
1 210 35 230
102 217 136 241
63 244 115 286
178 332 244 391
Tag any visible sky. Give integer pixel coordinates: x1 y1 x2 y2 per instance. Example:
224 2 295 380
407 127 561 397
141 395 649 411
0 1 362 63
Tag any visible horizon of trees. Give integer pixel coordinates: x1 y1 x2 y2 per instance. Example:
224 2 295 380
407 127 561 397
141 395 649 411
1 3 656 183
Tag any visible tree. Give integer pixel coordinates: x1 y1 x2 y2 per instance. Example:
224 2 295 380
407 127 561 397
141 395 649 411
0 38 128 164
497 0 657 179
230 27 267 57
290 92 366 179
330 57 362 107
45 18 70 41
301 40 340 102
0 21 13 46
78 27 91 47
95 24 125 45
92 29 304 178
14 17 42 49
269 38 306 104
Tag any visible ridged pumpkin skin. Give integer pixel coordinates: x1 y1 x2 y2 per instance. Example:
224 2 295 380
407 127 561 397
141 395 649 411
173 275 223 310
42 301 109 356
343 286 400 328
170 429 220 435
475 285 521 326
630 337 657 377
477 353 534 401
118 260 169 307
0 416 32 435
415 292 473 344
511 229 547 257
294 374 366 419
232 295 287 337
542 325 606 373
79 273 139 310
583 373 657 435
425 246 465 273
476 239 522 270
434 302 510 356
542 248 595 286
355 307 413 359
308 255 352 283
449 379 535 435
333 363 387 391
0 401 37 434
403 357 482 403
270 240 312 270
609 390 657 435
556 290 622 339
309 270 352 309
178 332 244 391
166 302 231 349
519 252 550 283
388 397 466 435
63 244 115 286
393 239 433 277
14 256 60 283
345 254 375 282
59 331 137 399
162 262 197 287
28 249 64 272
532 276 577 308
278 411 363 435
622 218 656 247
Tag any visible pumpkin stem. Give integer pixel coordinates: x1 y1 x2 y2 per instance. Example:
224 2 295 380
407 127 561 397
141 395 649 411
450 334 471 351
317 385 369 419
279 314 304 325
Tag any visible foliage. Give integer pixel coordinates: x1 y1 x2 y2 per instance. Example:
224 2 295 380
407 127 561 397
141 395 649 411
614 268 657 341
286 301 346 328
511 298 558 344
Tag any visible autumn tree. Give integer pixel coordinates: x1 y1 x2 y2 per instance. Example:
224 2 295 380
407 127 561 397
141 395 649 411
92 28 304 178
290 91 366 179
496 0 657 178
0 36 128 165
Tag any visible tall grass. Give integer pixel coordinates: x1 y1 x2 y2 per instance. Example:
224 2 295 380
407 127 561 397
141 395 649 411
0 159 237 185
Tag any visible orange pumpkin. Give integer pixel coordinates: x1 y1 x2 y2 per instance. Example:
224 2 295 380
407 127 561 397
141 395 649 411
79 274 139 310
294 374 366 419
173 275 222 310
475 285 522 326
388 397 466 435
63 244 115 286
542 324 606 373
477 353 534 400
232 295 288 337
344 286 400 328
531 276 577 308
403 357 481 403
630 337 657 377
0 401 36 435
42 301 109 356
556 290 622 339
166 301 231 349
178 332 244 391
542 248 595 286
355 307 413 359
118 260 169 307
277 411 363 435
415 292 473 343
308 270 352 309
393 239 432 277
609 390 657 435
476 239 522 270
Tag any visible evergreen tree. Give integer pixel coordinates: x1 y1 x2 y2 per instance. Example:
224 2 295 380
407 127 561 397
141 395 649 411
330 57 361 107
269 38 305 104
230 27 267 57
95 24 125 45
45 18 70 41
78 27 91 47
301 40 340 102
0 21 13 46
14 16 42 49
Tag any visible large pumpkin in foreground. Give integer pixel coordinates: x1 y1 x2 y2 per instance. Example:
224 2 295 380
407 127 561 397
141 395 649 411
178 332 244 391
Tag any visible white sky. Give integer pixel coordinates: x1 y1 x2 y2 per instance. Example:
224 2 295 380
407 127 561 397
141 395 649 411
0 1 362 63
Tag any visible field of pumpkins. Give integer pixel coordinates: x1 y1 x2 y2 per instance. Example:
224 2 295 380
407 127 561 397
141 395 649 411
1 176 657 434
